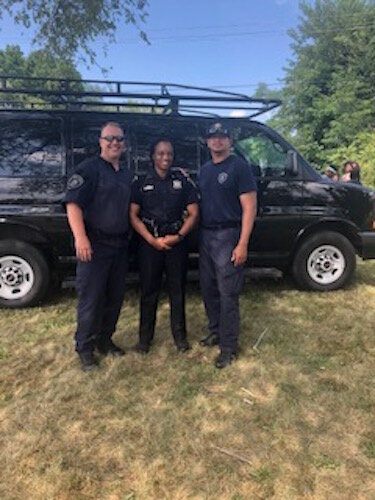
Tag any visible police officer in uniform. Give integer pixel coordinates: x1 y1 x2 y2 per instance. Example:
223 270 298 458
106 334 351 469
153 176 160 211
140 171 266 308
65 122 131 371
130 138 199 353
199 123 257 369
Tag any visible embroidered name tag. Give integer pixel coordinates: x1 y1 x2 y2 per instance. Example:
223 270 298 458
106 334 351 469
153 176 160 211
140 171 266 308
143 185 154 191
173 180 182 189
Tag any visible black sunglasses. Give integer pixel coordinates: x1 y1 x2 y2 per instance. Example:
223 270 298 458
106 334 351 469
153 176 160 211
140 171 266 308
101 135 125 143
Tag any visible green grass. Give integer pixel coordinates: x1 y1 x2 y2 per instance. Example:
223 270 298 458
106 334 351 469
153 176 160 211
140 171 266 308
0 261 374 499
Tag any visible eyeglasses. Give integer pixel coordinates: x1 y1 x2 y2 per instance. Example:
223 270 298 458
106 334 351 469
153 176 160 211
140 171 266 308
100 135 125 143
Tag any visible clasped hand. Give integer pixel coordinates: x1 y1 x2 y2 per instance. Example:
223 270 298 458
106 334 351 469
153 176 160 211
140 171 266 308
152 234 180 251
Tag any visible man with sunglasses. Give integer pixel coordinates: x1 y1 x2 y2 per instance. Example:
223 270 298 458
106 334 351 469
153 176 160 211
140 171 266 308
65 122 131 371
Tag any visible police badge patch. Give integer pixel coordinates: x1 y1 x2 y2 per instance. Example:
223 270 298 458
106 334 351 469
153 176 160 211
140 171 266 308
218 172 228 184
67 174 84 190
172 179 182 189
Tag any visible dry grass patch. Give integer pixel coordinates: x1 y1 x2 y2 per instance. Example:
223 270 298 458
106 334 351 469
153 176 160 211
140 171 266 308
1 261 375 499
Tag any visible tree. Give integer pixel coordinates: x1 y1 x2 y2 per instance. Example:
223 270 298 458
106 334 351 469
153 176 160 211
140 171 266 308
0 0 149 65
253 82 283 102
0 44 83 105
272 0 375 171
0 45 82 80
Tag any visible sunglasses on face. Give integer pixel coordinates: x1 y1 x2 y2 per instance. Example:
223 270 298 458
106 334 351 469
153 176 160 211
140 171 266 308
100 135 125 143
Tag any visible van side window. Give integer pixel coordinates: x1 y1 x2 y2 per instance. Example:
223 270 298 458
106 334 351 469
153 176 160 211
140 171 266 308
131 120 200 175
235 131 289 178
0 119 64 177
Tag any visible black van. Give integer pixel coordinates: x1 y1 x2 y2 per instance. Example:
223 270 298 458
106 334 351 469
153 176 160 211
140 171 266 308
0 77 374 308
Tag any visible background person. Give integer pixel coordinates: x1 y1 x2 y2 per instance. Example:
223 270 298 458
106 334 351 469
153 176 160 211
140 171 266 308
341 161 353 182
322 165 338 181
65 122 131 371
350 161 362 184
199 123 257 369
130 139 199 353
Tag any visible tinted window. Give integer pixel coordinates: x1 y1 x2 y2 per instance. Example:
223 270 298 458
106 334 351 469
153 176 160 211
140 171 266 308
131 119 201 174
234 128 289 178
0 119 64 177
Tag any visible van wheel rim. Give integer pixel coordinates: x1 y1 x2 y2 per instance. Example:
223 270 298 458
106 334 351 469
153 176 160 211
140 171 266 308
307 245 345 285
0 256 35 300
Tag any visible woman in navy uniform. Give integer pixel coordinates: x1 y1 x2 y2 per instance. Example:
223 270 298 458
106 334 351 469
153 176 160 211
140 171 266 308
130 138 199 353
65 122 131 371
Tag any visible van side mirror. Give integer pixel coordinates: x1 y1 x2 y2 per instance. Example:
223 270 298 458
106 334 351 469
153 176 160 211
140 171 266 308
286 150 299 176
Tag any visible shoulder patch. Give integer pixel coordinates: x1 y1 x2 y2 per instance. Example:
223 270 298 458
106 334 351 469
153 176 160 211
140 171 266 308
67 174 84 190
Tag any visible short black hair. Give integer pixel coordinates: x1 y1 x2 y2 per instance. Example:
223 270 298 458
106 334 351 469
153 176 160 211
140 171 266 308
149 138 174 158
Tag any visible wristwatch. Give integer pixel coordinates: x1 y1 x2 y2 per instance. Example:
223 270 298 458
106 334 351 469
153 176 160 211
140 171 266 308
177 232 185 241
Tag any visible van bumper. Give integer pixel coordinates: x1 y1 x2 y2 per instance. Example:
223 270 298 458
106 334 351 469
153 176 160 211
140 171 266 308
360 232 375 259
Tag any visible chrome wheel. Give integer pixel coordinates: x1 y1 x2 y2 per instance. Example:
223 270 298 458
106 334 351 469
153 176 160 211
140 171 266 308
0 255 35 300
307 245 345 285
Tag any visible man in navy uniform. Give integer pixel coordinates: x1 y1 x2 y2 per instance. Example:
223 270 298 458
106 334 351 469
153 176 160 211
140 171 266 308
199 122 257 369
65 122 132 371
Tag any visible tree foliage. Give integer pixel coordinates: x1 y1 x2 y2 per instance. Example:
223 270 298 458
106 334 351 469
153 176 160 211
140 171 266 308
272 0 375 182
0 44 83 105
0 45 82 80
0 0 149 65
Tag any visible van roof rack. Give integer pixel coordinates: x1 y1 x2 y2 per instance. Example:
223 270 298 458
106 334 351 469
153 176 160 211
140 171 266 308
0 75 281 118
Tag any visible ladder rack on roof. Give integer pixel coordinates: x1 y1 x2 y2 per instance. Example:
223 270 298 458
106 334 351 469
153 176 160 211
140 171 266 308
0 75 281 118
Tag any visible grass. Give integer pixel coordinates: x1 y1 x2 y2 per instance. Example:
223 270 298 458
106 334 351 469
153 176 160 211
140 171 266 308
0 261 374 499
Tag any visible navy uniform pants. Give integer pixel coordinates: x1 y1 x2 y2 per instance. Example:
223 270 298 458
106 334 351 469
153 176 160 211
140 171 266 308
199 228 244 352
75 241 128 354
139 239 188 347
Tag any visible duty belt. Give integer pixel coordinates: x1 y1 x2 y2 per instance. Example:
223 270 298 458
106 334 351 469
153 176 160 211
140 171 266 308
141 217 183 237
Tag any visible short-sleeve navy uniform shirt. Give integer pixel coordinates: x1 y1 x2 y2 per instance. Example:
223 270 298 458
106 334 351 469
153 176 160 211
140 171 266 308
198 155 257 227
131 167 198 223
64 156 132 241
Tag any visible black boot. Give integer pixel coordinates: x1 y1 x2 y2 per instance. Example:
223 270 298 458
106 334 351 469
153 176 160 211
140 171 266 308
97 339 125 357
215 349 237 369
176 339 191 352
135 342 150 354
78 351 99 372
200 332 219 347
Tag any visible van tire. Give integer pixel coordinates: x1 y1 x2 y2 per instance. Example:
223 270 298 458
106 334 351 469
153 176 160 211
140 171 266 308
292 231 356 291
0 240 50 308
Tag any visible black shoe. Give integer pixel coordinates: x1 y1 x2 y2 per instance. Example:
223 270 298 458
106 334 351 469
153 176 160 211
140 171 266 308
200 332 219 347
215 350 237 369
97 340 125 357
78 351 99 372
135 342 150 354
176 340 191 352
